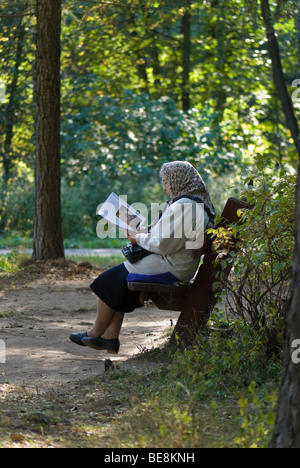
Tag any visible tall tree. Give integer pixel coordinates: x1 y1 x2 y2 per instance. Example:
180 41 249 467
33 0 64 260
260 0 300 157
181 0 191 111
270 126 300 449
265 0 300 447
0 18 26 232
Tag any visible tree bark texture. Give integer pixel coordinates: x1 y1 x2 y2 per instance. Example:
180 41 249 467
33 0 64 260
261 0 300 447
181 2 191 112
260 0 300 158
270 164 300 447
0 20 26 232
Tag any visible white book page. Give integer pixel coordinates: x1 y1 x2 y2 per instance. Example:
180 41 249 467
97 193 146 232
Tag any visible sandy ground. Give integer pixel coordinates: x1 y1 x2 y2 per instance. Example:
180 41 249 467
0 274 179 391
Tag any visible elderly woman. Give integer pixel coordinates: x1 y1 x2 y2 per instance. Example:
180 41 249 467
70 161 214 354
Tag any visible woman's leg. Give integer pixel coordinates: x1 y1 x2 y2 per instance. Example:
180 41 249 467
88 298 114 337
88 298 124 339
102 311 124 340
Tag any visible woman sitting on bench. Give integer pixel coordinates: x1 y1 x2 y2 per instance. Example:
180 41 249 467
69 161 215 354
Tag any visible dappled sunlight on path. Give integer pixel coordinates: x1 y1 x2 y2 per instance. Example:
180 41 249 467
0 279 179 390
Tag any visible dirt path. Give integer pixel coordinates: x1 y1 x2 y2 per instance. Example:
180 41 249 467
0 266 179 391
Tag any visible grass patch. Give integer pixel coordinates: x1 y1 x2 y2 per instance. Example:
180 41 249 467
0 232 125 250
0 310 16 318
0 250 27 276
65 255 124 270
0 251 124 281
64 236 125 249
0 250 124 273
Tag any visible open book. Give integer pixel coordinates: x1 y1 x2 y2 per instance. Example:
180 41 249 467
97 192 146 232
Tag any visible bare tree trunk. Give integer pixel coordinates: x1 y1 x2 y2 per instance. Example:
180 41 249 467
33 0 64 260
211 0 228 125
259 0 300 447
0 20 26 232
270 155 300 448
260 0 300 158
181 1 191 112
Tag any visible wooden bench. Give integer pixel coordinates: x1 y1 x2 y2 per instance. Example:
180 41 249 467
128 197 249 348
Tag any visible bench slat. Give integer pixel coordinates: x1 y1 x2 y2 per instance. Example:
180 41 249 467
127 281 192 294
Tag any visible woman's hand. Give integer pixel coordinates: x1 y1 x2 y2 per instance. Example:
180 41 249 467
127 230 138 245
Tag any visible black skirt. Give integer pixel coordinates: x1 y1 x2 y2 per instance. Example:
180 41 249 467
90 263 143 313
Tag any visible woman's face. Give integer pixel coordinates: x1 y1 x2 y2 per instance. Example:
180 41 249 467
161 173 174 199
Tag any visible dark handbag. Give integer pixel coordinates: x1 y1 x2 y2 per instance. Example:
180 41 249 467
121 242 151 264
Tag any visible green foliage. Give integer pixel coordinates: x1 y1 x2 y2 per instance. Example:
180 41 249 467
235 382 277 448
62 91 240 178
0 250 20 274
0 0 299 242
174 315 281 395
0 163 34 233
210 154 296 353
80 316 279 448
164 312 281 447
60 91 242 237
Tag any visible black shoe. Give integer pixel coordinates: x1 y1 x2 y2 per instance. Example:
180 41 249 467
69 331 88 347
81 336 120 355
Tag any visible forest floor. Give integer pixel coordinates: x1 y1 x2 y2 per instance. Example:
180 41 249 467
0 259 181 448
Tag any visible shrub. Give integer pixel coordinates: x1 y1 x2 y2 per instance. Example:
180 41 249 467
210 154 296 354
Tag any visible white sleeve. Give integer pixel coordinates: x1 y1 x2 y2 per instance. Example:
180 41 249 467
135 201 206 255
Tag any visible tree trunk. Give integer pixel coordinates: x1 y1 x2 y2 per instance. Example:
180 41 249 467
270 151 300 448
150 33 162 92
33 0 64 260
260 0 300 158
128 13 150 93
181 2 191 112
264 0 300 446
211 0 228 125
0 20 26 232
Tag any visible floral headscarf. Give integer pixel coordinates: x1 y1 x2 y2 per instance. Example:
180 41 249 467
160 161 214 211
